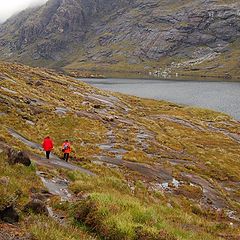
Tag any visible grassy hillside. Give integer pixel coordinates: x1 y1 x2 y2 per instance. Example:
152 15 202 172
0 61 240 239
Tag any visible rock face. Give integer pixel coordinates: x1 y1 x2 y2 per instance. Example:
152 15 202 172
0 0 133 61
7 149 31 166
0 0 239 75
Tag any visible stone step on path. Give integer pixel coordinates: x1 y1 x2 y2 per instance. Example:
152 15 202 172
8 128 95 176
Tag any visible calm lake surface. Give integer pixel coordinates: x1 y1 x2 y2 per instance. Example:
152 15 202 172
80 78 240 120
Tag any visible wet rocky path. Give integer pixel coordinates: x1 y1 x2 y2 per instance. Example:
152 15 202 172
8 128 95 176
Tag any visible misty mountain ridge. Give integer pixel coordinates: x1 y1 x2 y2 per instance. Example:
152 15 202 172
0 0 48 23
0 0 240 79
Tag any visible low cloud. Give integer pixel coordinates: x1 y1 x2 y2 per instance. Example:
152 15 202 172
0 0 48 23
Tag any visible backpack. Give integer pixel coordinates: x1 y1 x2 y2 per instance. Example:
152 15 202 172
63 144 69 150
62 143 70 152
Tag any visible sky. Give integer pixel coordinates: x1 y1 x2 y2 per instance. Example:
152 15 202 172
0 0 48 22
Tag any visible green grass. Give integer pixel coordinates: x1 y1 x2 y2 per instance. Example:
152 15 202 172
74 191 224 240
69 171 239 240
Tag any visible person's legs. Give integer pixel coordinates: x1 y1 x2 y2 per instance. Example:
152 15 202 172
65 153 69 162
46 151 50 159
63 153 67 161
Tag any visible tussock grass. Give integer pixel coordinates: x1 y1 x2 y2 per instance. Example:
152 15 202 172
74 191 224 240
69 172 130 195
26 215 96 240
0 152 41 209
70 172 238 240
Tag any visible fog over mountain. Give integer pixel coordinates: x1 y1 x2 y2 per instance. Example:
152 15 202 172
0 0 48 22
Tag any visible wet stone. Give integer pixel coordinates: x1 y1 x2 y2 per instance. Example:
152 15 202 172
26 120 35 126
25 98 44 106
0 87 17 95
8 129 42 150
8 129 95 175
55 107 68 115
73 91 84 97
92 160 119 169
37 172 72 201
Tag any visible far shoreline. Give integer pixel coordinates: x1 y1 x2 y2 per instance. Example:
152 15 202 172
65 68 240 82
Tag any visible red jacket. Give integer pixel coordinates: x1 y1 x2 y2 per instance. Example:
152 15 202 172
42 138 54 151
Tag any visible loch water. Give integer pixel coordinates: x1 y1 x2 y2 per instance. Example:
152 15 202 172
79 78 240 120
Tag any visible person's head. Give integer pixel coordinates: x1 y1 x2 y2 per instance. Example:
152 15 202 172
65 140 68 142
46 136 50 139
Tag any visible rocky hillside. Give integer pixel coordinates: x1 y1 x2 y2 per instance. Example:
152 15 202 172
0 0 240 79
0 61 240 239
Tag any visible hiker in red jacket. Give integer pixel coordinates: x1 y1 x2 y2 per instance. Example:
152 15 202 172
42 136 54 159
62 140 71 162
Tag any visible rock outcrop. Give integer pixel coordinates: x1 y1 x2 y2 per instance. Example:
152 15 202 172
0 0 239 76
0 206 19 224
7 149 31 166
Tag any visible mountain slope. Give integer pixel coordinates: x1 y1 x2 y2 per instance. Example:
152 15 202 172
0 61 240 239
0 0 240 78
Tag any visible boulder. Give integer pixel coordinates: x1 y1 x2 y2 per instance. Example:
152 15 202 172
0 206 19 223
7 149 31 166
102 115 115 122
23 199 48 215
35 80 43 86
93 104 101 109
30 106 45 115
